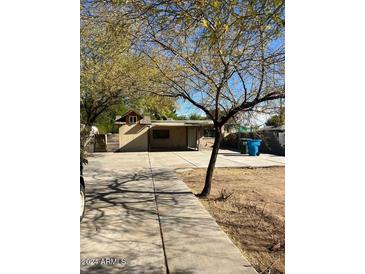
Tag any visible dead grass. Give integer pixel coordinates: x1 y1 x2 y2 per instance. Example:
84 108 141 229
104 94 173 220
178 167 285 274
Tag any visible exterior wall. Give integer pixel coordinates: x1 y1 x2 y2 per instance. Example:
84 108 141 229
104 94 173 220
197 125 236 150
117 123 209 152
199 137 215 150
278 132 285 147
187 127 198 149
150 126 187 149
196 127 212 150
118 124 149 152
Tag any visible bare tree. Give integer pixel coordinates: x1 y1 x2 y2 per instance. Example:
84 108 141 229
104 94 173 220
124 0 285 197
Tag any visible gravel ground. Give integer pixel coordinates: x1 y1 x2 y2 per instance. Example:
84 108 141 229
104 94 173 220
178 167 285 274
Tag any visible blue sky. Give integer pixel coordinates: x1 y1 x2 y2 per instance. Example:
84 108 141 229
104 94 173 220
176 99 204 116
176 98 271 126
175 35 284 125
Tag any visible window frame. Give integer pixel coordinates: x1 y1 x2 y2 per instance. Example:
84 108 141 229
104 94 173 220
153 129 170 139
129 115 137 124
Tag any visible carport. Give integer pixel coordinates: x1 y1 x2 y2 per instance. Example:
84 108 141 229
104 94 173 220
148 122 201 151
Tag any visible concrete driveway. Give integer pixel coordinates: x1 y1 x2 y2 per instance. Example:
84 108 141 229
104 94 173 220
148 149 284 169
80 150 284 273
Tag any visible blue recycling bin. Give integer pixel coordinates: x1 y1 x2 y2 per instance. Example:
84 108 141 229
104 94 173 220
247 139 262 156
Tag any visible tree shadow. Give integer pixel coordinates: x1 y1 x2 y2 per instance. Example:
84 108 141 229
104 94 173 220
81 166 256 273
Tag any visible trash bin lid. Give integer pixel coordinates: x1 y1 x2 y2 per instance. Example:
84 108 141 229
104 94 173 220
247 139 262 144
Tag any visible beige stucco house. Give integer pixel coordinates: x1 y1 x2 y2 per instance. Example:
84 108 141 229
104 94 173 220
114 110 217 152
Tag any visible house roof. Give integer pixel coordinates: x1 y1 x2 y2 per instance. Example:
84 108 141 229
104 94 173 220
114 109 214 126
121 109 143 117
115 110 143 123
259 125 285 131
140 116 152 125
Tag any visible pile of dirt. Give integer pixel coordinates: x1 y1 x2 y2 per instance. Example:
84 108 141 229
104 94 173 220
178 167 285 274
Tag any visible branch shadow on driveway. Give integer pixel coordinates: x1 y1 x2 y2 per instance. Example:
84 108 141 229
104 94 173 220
80 167 252 273
80 168 208 273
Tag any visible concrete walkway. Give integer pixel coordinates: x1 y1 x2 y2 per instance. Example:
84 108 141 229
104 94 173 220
81 150 282 273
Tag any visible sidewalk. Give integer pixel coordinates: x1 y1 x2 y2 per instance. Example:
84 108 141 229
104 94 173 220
151 167 257 274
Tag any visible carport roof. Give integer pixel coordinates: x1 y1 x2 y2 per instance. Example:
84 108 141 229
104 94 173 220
151 120 213 127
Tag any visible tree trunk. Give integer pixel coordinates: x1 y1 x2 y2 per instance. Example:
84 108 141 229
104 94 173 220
198 126 222 197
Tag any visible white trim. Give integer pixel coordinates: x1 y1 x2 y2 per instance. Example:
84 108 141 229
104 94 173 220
129 115 137 124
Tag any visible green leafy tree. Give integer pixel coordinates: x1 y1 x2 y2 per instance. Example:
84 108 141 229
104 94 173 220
189 113 207 120
95 104 129 134
80 1 176 145
134 96 178 120
174 115 188 120
266 107 285 127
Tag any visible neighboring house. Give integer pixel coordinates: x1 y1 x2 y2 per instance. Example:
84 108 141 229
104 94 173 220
257 125 285 156
113 110 218 152
259 125 285 147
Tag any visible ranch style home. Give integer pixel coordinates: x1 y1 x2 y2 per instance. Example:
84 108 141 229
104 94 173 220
112 110 235 152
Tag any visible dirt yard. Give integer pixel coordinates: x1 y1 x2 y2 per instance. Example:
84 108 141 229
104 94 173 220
178 167 285 274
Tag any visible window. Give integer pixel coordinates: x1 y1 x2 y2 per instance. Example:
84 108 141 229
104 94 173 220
153 130 169 139
129 116 137 124
204 128 215 137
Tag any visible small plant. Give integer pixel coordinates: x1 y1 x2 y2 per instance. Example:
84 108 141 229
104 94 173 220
215 188 234 201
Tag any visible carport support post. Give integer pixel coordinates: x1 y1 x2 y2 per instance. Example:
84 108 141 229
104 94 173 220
199 125 223 197
147 125 151 152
